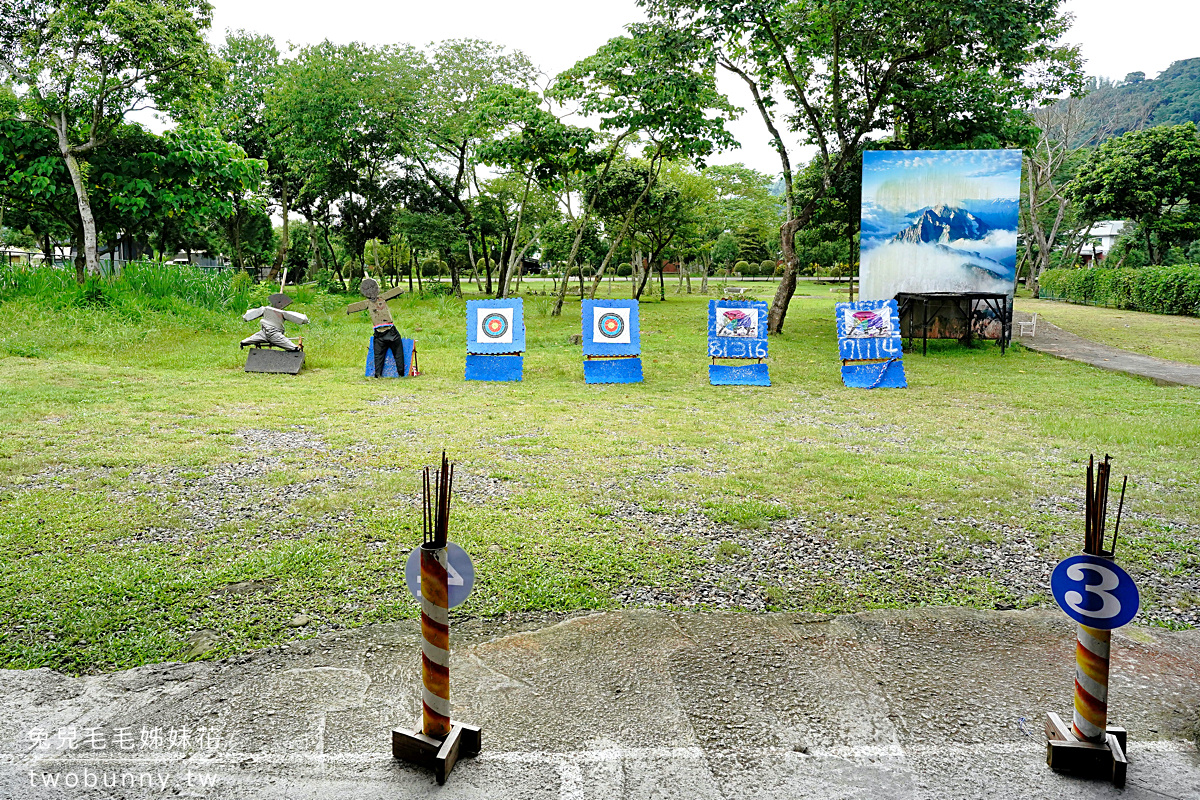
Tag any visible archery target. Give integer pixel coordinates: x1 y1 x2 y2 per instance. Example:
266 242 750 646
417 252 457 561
476 306 515 344
841 305 894 338
715 306 759 338
592 306 631 344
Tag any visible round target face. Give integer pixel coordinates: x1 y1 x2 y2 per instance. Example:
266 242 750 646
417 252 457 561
597 312 625 339
482 312 509 339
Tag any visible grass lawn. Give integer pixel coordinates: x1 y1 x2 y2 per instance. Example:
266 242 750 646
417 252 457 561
1015 295 1200 366
2 277 1198 674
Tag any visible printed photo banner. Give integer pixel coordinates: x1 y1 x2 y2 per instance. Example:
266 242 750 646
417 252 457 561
467 299 525 354
859 149 1021 301
708 300 769 360
836 299 906 389
582 299 640 357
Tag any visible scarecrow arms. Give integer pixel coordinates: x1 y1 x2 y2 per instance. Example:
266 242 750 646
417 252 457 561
243 307 266 321
345 286 404 315
281 309 309 325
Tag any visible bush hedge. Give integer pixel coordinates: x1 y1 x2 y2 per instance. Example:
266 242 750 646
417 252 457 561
1039 265 1200 317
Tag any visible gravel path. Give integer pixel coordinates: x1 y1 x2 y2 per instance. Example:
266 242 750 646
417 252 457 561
610 500 1200 629
7 426 1197 629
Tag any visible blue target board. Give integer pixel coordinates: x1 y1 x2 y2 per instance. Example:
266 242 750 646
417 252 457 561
405 542 476 610
708 300 769 359
836 299 906 389
467 299 525 354
1050 554 1140 630
581 299 640 357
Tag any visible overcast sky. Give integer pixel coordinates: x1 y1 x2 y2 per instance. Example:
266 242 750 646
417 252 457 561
207 0 1197 178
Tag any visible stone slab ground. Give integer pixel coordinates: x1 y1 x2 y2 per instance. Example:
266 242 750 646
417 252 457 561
2 608 1198 799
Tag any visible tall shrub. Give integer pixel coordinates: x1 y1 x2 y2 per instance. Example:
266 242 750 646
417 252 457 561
1039 266 1200 316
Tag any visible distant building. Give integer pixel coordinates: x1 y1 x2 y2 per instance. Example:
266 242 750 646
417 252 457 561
170 250 228 268
1080 220 1128 265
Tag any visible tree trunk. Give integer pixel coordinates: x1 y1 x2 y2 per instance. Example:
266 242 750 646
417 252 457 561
308 221 322 276
269 178 290 281
449 251 462 296
768 203 819 334
58 144 100 280
479 232 493 295
466 235 482 290
321 224 345 291
700 254 710 294
551 223 589 314
501 173 534 298
550 133 632 317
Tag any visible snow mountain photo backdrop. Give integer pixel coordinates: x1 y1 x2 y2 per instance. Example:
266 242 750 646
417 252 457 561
859 150 1022 300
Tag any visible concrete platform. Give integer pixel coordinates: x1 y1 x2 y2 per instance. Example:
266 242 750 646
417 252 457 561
2 608 1198 798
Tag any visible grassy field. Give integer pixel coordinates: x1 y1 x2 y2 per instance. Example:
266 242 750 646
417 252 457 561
2 276 1198 674
1015 296 1200 365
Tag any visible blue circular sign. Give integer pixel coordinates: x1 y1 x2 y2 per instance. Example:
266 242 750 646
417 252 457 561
1050 554 1139 630
405 543 475 609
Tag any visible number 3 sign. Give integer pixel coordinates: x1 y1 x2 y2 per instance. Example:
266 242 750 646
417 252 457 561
405 543 476 609
1050 554 1140 630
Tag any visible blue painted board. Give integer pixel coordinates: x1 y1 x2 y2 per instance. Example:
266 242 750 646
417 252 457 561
839 336 903 361
581 299 641 356
841 359 906 389
364 337 415 377
467 299 525 354
708 300 769 359
584 357 643 384
709 363 771 386
465 354 523 382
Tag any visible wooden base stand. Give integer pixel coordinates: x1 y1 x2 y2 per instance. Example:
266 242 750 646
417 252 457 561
392 721 482 785
1045 712 1128 788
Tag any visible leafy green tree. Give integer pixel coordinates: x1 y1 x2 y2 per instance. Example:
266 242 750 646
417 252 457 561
212 30 300 280
0 118 263 276
1071 123 1200 265
0 117 79 264
475 86 598 296
278 41 423 280
711 231 740 268
409 39 536 296
551 21 738 307
641 0 1082 332
703 163 782 263
0 0 221 278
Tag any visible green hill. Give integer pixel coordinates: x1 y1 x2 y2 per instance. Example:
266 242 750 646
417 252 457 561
1076 57 1200 144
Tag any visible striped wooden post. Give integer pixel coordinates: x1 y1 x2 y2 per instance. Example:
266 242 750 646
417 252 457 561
1072 624 1111 743
420 543 451 739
